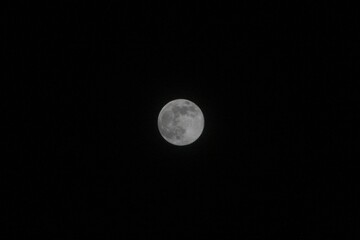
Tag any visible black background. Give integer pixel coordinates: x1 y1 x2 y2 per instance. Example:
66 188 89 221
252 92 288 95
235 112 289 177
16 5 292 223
4 1 358 239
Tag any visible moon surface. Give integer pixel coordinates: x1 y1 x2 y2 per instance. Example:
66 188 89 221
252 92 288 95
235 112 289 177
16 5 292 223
158 99 205 146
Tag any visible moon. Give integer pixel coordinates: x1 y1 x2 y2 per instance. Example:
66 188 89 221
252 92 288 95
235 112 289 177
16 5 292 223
158 99 205 146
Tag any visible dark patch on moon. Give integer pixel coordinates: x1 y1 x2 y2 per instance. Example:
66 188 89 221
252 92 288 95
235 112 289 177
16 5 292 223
172 105 196 116
161 111 173 126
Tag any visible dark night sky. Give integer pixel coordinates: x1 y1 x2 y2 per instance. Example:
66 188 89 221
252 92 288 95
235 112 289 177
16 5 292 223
4 1 358 239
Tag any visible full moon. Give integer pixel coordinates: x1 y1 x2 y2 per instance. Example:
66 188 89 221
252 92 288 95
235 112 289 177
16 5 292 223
158 99 205 146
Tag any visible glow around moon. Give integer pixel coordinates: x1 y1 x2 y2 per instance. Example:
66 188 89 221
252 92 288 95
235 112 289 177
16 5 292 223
158 99 205 146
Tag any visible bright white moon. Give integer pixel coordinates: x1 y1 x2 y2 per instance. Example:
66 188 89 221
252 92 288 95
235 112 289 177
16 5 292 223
158 99 205 146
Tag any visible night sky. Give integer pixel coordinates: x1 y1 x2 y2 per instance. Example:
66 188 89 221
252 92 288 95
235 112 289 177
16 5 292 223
4 1 358 239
